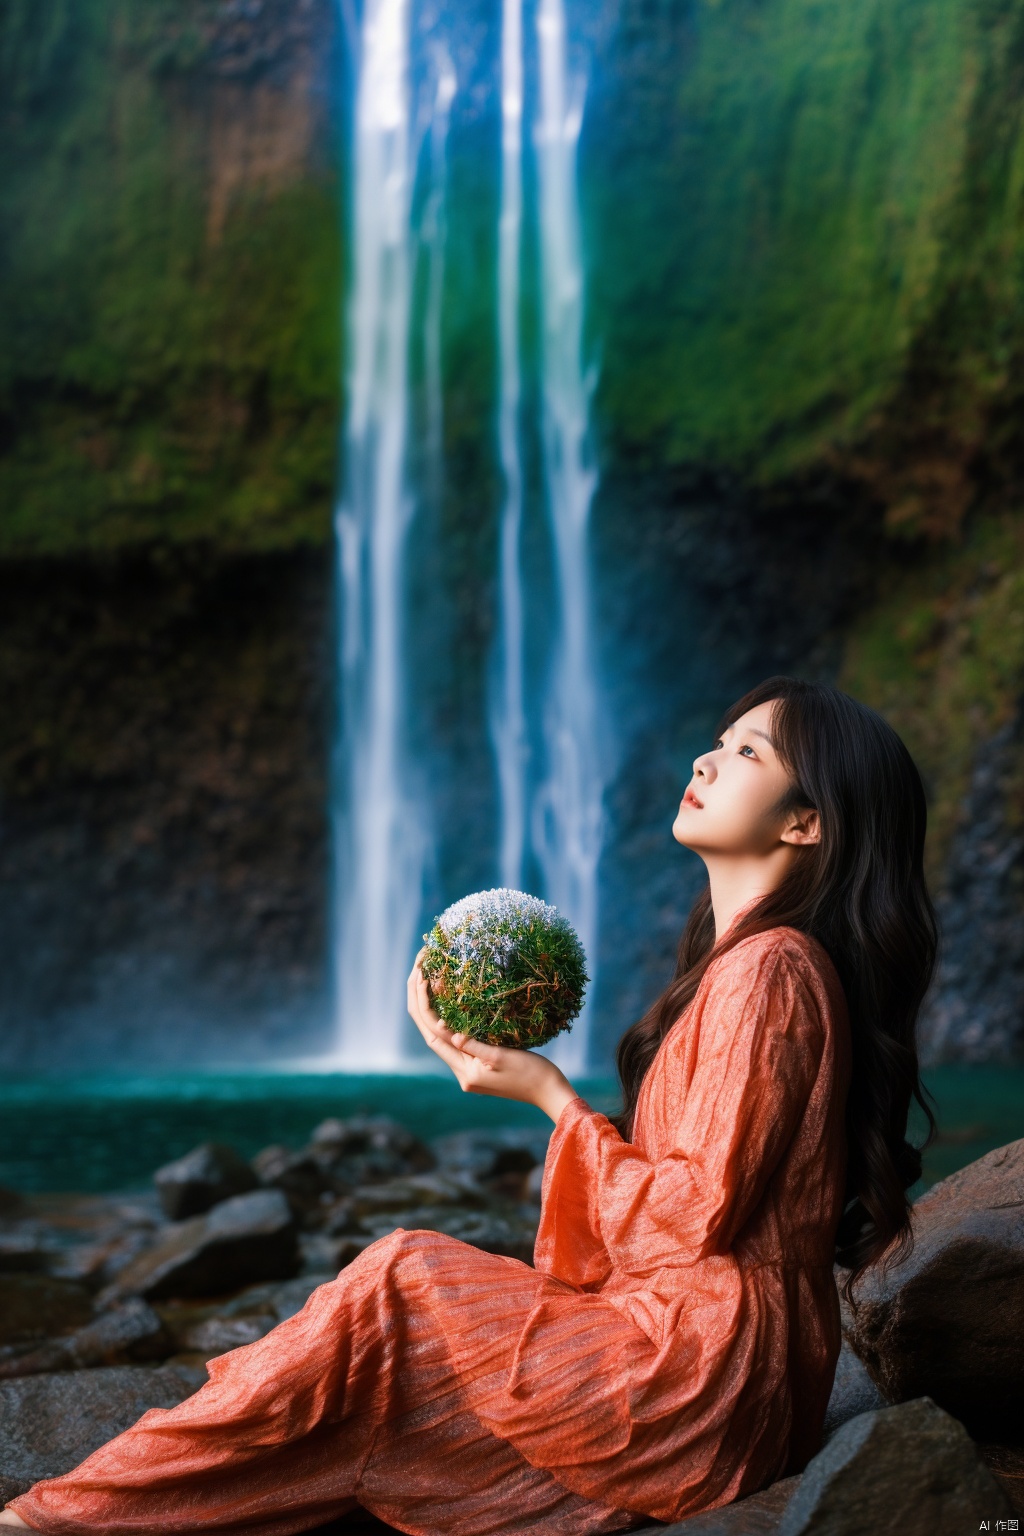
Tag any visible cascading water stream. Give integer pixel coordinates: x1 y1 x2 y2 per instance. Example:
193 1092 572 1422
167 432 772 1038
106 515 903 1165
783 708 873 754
532 0 604 1075
333 0 426 1067
490 0 530 893
421 48 456 501
332 0 604 1072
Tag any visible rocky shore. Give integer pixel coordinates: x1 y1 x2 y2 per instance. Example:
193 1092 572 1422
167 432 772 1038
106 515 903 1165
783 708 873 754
1 1120 1021 1533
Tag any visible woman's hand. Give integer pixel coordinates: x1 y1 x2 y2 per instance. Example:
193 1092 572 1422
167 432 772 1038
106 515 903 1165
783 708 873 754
407 955 580 1125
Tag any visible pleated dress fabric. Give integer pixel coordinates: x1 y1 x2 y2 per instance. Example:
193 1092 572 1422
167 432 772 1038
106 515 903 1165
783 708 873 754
10 927 851 1536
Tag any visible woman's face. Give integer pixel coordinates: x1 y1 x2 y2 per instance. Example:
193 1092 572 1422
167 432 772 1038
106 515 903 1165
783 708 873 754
672 700 818 857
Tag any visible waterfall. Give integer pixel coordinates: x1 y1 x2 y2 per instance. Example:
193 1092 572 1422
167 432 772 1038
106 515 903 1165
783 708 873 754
421 47 456 502
332 0 426 1067
532 0 603 1075
331 0 604 1073
490 0 530 892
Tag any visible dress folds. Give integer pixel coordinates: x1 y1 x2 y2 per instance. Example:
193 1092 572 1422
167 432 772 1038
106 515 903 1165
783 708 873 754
9 926 850 1536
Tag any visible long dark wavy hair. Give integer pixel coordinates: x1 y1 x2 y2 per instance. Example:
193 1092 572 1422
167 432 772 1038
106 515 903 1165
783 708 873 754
613 676 937 1294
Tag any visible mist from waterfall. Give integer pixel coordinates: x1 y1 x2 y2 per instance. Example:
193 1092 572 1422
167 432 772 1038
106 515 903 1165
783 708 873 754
421 48 456 502
531 0 604 1075
490 0 529 894
332 0 427 1067
333 0 604 1071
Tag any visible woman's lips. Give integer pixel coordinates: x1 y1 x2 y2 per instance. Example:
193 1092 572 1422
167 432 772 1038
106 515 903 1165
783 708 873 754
683 786 704 809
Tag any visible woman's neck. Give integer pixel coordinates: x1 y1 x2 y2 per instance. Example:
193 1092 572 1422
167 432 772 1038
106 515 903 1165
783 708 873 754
704 853 793 941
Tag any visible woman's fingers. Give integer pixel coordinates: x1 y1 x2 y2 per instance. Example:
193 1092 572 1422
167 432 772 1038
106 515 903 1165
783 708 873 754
407 960 479 1086
407 962 440 1033
413 965 445 1028
449 1035 505 1071
405 960 527 1095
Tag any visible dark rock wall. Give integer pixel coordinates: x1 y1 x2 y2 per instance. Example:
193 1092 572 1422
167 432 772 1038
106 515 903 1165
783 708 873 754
920 708 1024 1061
0 552 331 1068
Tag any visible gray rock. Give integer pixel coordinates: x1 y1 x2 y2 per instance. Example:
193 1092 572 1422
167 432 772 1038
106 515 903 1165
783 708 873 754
315 1176 504 1242
919 709 1024 1061
156 1274 331 1359
154 1141 259 1220
821 1339 886 1442
0 1234 53 1274
227 1274 331 1324
110 1189 299 1301
357 1206 537 1262
56 1224 159 1287
252 1144 336 1204
0 1363 205 1504
0 1299 167 1379
777 1398 1013 1536
171 1313 275 1357
331 1236 378 1269
630 1477 800 1535
430 1128 548 1181
843 1138 1024 1437
307 1115 435 1185
35 1193 163 1286
0 1275 94 1351
341 1172 486 1224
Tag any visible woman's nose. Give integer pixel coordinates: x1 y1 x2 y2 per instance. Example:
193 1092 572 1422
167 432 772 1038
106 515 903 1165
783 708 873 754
692 752 715 782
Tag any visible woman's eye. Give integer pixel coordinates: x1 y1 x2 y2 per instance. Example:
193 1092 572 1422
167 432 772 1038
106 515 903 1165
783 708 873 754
740 744 756 758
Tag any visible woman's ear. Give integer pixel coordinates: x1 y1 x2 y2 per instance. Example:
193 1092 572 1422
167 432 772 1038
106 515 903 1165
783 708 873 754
780 806 821 846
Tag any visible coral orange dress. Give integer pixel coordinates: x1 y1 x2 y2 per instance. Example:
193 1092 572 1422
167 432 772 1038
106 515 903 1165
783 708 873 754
10 927 850 1536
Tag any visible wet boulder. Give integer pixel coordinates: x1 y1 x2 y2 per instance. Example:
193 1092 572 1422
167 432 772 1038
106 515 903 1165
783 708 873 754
34 1193 162 1287
431 1128 547 1183
155 1142 259 1220
0 1299 167 1379
251 1144 339 1212
0 1233 54 1274
356 1205 537 1263
822 1339 886 1442
0 1275 94 1353
629 1478 800 1535
109 1190 299 1302
843 1137 1024 1437
777 1398 1012 1535
0 1363 205 1505
167 1312 276 1358
156 1275 328 1359
334 1172 487 1227
308 1116 435 1185
156 1265 333 1363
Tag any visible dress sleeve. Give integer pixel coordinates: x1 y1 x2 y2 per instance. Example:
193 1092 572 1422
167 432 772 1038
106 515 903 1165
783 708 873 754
533 938 826 1286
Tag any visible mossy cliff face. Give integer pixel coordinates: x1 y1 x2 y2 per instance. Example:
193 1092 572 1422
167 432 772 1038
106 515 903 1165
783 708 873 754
5 0 1022 555
587 0 1024 489
0 550 332 1068
1 0 1023 1061
0 0 342 556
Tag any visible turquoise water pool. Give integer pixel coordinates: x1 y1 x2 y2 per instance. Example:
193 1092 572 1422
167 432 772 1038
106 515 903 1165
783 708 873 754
0 1066 1020 1195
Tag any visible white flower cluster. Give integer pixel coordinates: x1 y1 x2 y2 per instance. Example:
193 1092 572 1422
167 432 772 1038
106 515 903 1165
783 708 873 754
432 888 558 972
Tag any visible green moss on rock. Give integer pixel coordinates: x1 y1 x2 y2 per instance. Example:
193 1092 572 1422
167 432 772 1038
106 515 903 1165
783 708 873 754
587 0 1024 481
841 509 1024 882
0 0 341 557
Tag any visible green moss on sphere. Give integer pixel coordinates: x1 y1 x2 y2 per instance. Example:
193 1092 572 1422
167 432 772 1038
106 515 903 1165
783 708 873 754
421 889 588 1049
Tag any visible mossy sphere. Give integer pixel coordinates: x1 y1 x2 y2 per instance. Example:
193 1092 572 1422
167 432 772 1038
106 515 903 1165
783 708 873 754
421 889 588 1049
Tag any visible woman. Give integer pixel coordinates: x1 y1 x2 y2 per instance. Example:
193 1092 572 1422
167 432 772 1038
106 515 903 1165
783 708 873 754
2 676 936 1535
